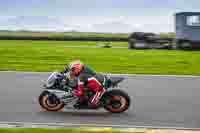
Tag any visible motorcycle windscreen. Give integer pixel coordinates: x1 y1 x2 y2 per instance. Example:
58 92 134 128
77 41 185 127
46 72 58 88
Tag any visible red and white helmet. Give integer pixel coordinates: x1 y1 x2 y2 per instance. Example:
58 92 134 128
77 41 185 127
68 60 83 72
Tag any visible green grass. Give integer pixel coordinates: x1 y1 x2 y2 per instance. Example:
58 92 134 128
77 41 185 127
0 128 131 133
0 40 128 47
0 40 200 75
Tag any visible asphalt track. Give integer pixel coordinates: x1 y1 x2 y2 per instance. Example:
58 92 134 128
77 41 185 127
0 72 200 128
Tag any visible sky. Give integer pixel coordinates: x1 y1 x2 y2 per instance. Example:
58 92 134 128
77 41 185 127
0 0 200 33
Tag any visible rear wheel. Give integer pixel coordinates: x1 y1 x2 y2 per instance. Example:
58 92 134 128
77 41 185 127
38 91 64 111
103 89 130 113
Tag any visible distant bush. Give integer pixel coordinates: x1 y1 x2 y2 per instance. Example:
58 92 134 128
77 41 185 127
159 32 176 39
0 31 129 42
0 31 176 42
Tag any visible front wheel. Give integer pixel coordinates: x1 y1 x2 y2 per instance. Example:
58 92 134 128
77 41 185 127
103 89 130 113
38 91 64 111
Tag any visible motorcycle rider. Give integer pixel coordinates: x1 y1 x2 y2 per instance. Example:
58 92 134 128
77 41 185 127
64 60 106 109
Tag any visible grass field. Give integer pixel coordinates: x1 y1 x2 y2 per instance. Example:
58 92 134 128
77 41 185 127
0 40 127 47
0 128 125 133
0 40 200 75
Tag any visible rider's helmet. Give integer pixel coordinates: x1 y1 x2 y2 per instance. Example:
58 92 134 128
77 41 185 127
68 60 83 76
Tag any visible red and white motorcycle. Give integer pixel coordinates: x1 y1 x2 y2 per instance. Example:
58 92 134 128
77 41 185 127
38 71 130 113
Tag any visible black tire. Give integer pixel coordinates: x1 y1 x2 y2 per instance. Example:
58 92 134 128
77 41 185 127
176 40 191 50
38 91 64 111
103 89 130 113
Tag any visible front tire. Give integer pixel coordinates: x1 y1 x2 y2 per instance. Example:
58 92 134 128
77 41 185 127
103 89 130 113
38 91 64 111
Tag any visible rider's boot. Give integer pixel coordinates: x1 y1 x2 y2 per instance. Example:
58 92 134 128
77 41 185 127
88 89 106 109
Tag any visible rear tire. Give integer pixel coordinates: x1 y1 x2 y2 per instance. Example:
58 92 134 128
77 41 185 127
38 91 64 111
103 89 130 113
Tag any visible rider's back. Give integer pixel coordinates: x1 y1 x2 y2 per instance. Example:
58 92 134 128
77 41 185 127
79 65 105 85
